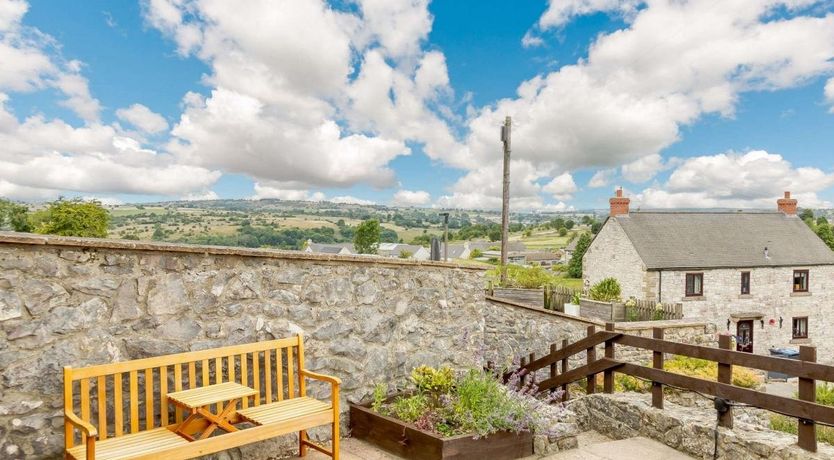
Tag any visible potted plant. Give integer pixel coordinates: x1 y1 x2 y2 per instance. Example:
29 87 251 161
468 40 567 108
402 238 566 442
350 365 563 460
564 292 581 316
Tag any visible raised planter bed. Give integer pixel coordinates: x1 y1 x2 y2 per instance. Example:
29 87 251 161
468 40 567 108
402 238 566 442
349 403 533 460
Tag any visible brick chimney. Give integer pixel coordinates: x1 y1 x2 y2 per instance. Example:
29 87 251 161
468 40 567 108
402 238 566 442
777 191 797 215
610 188 630 217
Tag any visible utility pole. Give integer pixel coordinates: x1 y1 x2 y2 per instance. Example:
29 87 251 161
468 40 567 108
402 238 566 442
500 116 511 285
439 212 449 261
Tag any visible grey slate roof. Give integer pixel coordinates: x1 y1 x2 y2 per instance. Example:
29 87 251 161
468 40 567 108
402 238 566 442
614 212 834 269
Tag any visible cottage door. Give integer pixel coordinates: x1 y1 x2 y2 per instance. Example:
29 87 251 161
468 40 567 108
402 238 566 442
736 320 754 353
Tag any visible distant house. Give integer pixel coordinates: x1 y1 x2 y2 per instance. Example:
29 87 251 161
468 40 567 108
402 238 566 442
523 251 560 267
304 240 353 255
481 250 527 265
445 242 471 260
584 189 834 361
563 237 579 263
378 243 430 260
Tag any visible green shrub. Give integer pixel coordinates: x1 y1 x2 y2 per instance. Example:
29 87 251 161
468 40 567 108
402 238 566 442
411 365 454 395
487 264 560 289
816 383 834 406
469 248 483 259
570 292 581 304
589 278 622 302
615 374 650 393
371 383 388 414
664 356 762 389
390 394 430 423
770 414 834 445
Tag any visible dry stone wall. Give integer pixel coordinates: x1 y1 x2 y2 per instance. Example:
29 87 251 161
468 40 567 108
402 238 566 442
0 233 714 458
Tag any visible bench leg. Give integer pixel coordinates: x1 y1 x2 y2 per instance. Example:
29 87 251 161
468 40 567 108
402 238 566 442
299 430 308 457
332 421 339 460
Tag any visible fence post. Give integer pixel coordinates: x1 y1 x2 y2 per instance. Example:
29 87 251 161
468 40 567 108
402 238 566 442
519 356 527 386
561 338 569 402
586 325 597 394
717 334 733 428
529 352 536 384
798 345 817 452
652 327 664 409
604 322 615 393
543 285 551 310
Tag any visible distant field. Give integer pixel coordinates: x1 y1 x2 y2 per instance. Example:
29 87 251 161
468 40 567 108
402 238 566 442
514 230 576 250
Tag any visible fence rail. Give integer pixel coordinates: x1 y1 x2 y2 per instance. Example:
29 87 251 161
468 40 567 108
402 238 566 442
626 299 684 321
507 326 833 453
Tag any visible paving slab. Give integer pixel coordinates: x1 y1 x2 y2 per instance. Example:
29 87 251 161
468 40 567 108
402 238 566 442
541 436 694 460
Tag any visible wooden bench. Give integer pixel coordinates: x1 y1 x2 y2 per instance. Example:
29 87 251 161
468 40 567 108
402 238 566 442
63 335 341 460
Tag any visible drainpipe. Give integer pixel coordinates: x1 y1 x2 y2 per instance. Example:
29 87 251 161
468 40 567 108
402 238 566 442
658 270 663 303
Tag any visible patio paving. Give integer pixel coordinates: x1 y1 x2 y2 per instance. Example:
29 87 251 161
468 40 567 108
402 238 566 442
287 431 694 459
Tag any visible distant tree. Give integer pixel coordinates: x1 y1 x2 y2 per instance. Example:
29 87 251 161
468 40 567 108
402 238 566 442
33 199 110 238
487 226 501 242
0 199 32 232
152 224 166 241
354 219 381 254
816 223 834 251
567 232 592 278
581 215 593 225
550 217 565 229
591 221 603 234
817 216 829 226
564 220 575 230
800 208 815 222
558 227 568 237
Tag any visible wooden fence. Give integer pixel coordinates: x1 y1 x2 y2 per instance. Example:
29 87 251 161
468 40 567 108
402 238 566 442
507 325 834 453
625 299 684 321
544 284 581 312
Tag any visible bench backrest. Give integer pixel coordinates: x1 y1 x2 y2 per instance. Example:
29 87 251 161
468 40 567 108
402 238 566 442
64 336 305 449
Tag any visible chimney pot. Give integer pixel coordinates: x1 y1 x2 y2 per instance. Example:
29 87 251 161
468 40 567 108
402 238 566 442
777 191 797 215
610 188 630 217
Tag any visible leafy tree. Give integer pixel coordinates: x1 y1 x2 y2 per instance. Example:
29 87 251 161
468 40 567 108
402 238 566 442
487 226 501 242
816 223 834 251
33 199 110 238
0 199 32 232
591 221 603 234
567 232 592 278
799 208 815 222
558 227 568 237
152 224 166 241
817 216 829 226
354 219 381 254
564 220 575 230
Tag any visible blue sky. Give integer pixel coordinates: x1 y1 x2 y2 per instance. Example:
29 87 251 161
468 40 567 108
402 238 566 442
2 0 834 210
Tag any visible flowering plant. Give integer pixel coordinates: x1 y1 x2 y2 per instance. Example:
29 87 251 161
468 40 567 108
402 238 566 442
370 365 564 438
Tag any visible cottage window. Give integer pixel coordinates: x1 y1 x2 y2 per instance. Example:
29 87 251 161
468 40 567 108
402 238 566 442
740 271 750 295
793 270 809 293
792 317 808 339
685 273 703 297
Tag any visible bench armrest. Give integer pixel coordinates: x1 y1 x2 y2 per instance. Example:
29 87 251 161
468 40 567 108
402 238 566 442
66 411 98 438
300 369 342 386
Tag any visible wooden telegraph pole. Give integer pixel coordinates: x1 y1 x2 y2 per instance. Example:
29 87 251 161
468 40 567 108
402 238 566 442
500 116 512 285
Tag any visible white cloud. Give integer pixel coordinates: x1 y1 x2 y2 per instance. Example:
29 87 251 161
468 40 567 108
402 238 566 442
0 0 27 32
633 150 834 208
621 153 666 183
521 30 544 48
144 0 461 193
330 195 376 205
542 172 577 201
181 190 219 201
588 169 616 188
826 78 834 113
452 0 834 210
251 182 326 202
392 189 431 207
116 104 169 134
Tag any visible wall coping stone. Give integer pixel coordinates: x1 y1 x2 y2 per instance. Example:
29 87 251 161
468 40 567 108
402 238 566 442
0 231 487 271
487 296 710 332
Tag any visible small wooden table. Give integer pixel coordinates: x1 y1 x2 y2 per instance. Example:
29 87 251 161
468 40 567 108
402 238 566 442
168 382 257 441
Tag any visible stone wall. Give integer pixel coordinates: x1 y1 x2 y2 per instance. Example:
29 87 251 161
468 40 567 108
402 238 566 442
0 233 716 458
659 265 834 361
570 393 834 459
582 218 647 299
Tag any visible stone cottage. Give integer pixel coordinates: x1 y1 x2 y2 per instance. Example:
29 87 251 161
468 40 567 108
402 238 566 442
584 189 834 361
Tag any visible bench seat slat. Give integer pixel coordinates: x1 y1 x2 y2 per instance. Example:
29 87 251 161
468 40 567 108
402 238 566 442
237 396 330 426
66 427 189 460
